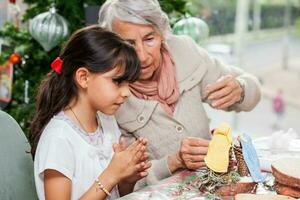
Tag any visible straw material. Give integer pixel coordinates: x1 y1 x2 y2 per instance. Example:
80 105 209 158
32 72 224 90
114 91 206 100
233 145 250 176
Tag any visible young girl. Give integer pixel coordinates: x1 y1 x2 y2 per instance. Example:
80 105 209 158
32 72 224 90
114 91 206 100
30 25 151 200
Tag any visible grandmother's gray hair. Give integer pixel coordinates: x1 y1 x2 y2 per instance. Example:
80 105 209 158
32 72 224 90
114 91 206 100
98 0 171 36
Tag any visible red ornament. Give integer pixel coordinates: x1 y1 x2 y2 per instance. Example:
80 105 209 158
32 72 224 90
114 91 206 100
9 0 16 4
9 52 21 64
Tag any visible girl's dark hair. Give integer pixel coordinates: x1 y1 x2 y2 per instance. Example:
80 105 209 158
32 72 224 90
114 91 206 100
30 25 140 157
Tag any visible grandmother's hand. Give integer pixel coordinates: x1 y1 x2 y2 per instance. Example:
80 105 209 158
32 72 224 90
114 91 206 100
205 75 244 109
179 137 209 170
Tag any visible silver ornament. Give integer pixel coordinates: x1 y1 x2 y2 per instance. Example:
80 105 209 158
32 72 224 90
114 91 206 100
173 16 209 45
29 6 69 51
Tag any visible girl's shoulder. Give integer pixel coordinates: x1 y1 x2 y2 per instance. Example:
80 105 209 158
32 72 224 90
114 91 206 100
41 114 76 141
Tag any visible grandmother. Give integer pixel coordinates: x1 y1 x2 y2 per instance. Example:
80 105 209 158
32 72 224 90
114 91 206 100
98 0 261 188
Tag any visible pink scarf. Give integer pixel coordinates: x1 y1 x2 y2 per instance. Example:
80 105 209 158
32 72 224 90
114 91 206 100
130 45 180 116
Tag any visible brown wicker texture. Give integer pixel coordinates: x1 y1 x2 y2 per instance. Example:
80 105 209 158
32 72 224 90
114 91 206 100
233 145 250 176
228 147 237 172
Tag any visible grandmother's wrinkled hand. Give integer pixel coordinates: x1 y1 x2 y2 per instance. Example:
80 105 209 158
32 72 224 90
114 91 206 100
205 75 244 109
179 137 210 170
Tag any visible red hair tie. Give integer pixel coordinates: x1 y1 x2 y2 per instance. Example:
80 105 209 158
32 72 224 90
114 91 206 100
51 57 63 75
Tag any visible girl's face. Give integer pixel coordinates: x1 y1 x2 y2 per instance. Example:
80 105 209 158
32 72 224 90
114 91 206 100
83 66 131 115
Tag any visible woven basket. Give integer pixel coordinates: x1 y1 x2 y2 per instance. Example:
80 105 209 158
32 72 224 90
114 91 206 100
233 145 250 176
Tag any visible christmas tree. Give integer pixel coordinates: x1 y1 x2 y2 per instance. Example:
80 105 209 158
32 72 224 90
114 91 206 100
0 0 187 140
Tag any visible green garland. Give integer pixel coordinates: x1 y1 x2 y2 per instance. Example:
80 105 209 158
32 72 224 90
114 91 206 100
190 168 240 200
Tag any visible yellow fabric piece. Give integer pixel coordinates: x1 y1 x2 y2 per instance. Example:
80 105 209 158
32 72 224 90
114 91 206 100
204 122 232 173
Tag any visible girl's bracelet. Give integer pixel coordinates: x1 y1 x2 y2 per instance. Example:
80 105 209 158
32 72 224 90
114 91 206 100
95 178 111 196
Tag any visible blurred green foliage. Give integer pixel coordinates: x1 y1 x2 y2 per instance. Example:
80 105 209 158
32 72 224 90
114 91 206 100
185 2 300 36
296 17 300 36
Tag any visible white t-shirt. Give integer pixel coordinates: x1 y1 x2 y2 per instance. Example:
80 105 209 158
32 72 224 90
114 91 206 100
34 111 121 200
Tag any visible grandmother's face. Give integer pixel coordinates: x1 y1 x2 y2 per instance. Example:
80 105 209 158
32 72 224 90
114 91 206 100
113 20 163 81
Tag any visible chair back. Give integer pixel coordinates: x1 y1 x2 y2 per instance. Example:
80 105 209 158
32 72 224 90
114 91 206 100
0 110 37 199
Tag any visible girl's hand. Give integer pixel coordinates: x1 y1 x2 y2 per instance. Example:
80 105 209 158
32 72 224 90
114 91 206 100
122 154 151 184
108 137 150 183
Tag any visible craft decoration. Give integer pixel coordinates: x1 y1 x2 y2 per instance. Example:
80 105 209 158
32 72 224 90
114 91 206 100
187 123 265 199
204 122 233 173
240 134 265 182
234 138 250 176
